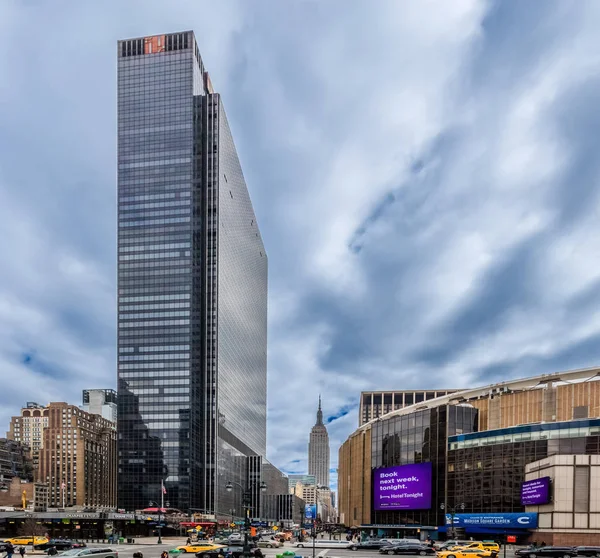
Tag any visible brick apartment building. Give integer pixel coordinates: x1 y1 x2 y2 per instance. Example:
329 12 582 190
37 403 116 508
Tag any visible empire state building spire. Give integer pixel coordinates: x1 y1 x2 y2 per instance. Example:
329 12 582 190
308 396 330 487
316 395 323 425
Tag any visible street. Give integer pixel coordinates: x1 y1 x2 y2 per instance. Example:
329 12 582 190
84 543 521 558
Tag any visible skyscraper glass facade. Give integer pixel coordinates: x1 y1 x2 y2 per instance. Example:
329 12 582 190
117 31 267 514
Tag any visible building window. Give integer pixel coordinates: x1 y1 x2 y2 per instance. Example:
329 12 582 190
574 466 590 512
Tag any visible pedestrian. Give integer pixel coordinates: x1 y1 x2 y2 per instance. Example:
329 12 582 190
19 547 25 558
186 538 192 545
6 543 15 558
48 548 58 557
161 551 169 558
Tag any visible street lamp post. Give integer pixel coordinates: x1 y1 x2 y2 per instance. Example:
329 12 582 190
440 502 465 539
149 487 165 545
226 480 267 558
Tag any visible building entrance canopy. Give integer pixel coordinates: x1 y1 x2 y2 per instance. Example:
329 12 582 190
447 513 538 532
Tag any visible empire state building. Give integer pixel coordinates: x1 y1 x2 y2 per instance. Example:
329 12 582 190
308 397 330 487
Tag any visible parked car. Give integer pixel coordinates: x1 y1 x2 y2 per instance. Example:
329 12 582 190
515 548 578 558
294 540 351 549
576 548 600 557
36 540 87 551
381 539 421 547
381 543 435 556
437 549 493 558
58 548 118 558
257 540 282 549
350 541 390 551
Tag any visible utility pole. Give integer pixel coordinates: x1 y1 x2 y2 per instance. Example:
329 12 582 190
158 480 164 544
226 480 267 558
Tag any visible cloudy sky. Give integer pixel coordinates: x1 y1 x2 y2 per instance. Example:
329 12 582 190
2 0 600 493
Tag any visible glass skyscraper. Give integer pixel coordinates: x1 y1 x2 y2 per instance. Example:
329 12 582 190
117 31 267 515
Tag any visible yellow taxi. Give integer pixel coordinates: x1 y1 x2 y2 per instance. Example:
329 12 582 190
464 543 500 555
437 548 493 558
4 537 49 546
176 544 225 554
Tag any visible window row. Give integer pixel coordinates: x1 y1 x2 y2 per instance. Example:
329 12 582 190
119 208 191 220
120 371 190 380
119 123 192 136
119 293 191 303
120 147 190 161
119 184 190 196
124 379 190 386
119 319 189 328
120 344 191 352
119 336 190 344
120 238 191 251
120 200 190 211
120 309 190 319
119 251 189 262
119 361 189 370
120 172 192 183
119 242 191 253
119 115 190 126
119 260 190 272
120 216 190 228
119 303 190 312
119 157 191 170
119 289 191 299
118 353 189 362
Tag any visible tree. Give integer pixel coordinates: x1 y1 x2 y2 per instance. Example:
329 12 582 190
17 517 46 541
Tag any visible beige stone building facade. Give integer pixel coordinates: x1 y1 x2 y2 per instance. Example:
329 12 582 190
7 403 49 472
37 402 117 508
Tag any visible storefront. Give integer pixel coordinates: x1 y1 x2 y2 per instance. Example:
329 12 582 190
0 511 170 540
358 523 439 541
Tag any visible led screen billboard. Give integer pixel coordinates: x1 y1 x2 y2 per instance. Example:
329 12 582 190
373 462 432 510
304 504 316 520
521 476 551 506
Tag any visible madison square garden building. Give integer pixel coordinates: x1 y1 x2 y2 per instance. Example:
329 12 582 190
117 32 267 515
339 367 600 545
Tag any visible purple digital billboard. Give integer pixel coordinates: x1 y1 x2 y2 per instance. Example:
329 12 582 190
374 462 432 511
521 476 551 506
